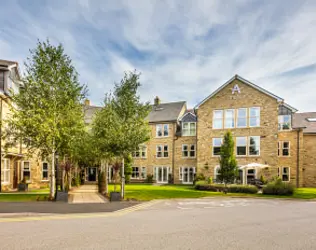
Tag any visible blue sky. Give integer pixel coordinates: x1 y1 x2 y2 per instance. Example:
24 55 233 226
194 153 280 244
1 0 316 111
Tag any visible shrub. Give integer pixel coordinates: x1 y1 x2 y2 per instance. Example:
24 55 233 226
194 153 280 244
227 184 258 194
146 174 154 183
195 183 225 192
262 178 295 196
194 173 206 185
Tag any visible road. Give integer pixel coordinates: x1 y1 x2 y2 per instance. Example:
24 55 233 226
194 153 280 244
1 197 316 250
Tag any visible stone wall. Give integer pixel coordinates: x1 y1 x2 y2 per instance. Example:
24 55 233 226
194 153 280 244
303 134 316 187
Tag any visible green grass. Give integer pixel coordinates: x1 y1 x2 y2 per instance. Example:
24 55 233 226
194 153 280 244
0 193 49 202
293 188 316 199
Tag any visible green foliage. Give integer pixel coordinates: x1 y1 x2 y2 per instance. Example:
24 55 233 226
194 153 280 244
195 183 225 192
98 171 106 194
218 131 238 185
195 183 258 194
145 174 154 183
194 173 206 184
208 177 213 184
260 175 267 184
263 178 295 196
124 154 133 183
227 184 258 194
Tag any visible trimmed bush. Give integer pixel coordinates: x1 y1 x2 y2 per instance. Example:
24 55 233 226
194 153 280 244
195 183 225 192
227 184 258 194
146 174 154 183
193 173 206 185
262 179 295 196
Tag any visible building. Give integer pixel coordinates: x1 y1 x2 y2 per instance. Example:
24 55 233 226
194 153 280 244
0 59 48 191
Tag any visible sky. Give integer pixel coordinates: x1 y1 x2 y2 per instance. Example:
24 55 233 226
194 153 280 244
0 0 316 111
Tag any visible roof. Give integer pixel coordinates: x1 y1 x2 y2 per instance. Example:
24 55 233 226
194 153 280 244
179 110 197 122
84 105 102 124
195 75 297 111
147 101 186 123
293 112 316 134
0 59 18 67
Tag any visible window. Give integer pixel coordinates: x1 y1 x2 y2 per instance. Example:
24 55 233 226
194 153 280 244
237 108 247 128
22 161 31 182
278 115 291 130
0 71 4 90
132 145 147 158
141 167 147 179
213 138 222 156
214 166 220 182
249 107 260 127
182 144 195 158
157 145 168 158
42 162 49 180
213 110 223 129
278 141 290 156
249 136 260 156
182 122 196 136
225 109 235 128
131 167 140 179
156 124 169 137
1 159 10 184
236 137 247 156
278 167 290 182
179 167 195 183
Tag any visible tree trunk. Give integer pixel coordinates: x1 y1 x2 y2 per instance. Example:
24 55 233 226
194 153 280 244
105 161 109 195
121 157 125 199
50 151 55 199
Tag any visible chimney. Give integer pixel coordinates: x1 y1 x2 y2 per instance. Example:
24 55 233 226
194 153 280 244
84 99 90 106
154 96 160 106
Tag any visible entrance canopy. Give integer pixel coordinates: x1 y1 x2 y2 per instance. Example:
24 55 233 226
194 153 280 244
239 163 269 169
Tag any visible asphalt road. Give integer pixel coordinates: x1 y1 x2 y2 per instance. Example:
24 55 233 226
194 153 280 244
1 197 316 250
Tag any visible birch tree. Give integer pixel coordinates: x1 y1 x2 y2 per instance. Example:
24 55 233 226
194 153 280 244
7 40 87 198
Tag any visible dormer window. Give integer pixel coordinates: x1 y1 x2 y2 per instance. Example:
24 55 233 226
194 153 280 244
182 122 196 136
278 115 291 130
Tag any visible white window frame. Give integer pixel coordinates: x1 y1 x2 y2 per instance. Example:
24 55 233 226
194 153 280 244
141 167 147 179
21 161 31 183
132 145 147 158
42 162 49 181
182 122 196 136
237 108 247 128
156 145 169 158
278 115 292 131
248 136 260 156
213 110 223 129
131 167 141 179
278 167 290 182
182 144 196 158
236 137 247 156
224 109 235 128
212 138 223 156
1 159 10 184
156 124 169 137
214 165 220 182
249 107 260 127
278 141 290 157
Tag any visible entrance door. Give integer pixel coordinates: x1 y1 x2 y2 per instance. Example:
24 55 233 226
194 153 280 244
182 167 195 184
156 167 169 183
88 167 97 182
246 169 256 184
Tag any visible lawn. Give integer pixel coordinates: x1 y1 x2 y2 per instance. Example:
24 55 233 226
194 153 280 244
0 193 49 202
294 188 316 199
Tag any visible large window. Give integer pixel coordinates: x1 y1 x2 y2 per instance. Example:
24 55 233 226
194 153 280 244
213 138 222 156
42 162 49 181
156 124 169 137
157 145 168 158
182 122 196 136
249 107 260 127
182 144 196 158
1 159 10 184
179 167 195 184
132 145 147 158
249 136 260 156
237 108 247 128
278 141 290 156
213 110 223 129
236 137 247 156
131 167 147 179
214 166 220 182
278 167 290 182
22 161 31 182
278 115 291 130
225 109 235 128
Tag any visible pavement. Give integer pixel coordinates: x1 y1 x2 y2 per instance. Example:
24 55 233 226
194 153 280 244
1 197 316 250
68 185 107 204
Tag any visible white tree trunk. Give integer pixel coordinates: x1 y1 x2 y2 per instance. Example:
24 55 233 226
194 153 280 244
121 157 125 198
105 161 109 195
50 151 55 199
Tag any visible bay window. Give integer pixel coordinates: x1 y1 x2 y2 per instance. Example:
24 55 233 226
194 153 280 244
182 122 196 136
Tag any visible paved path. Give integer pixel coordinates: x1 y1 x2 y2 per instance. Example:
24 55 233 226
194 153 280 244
69 185 107 204
1 197 316 249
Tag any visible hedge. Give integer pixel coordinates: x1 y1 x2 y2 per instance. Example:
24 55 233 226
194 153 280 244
262 179 294 196
195 183 258 194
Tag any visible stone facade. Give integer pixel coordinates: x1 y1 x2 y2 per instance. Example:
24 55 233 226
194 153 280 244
303 135 316 187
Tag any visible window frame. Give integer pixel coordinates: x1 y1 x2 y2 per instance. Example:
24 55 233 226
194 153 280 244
182 144 196 158
156 145 169 158
156 124 169 137
21 161 31 183
278 115 292 131
132 145 147 159
278 141 290 157
1 158 10 184
213 110 223 129
182 122 196 136
212 138 223 156
42 162 49 181
236 137 247 156
131 167 140 179
278 167 290 182
237 108 247 128
224 109 235 129
214 165 220 183
249 107 260 127
248 136 260 156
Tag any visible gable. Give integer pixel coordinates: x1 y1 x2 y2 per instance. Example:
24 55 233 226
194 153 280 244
180 112 197 122
195 75 284 110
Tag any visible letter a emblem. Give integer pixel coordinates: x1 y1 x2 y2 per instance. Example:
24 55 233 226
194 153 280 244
232 84 241 94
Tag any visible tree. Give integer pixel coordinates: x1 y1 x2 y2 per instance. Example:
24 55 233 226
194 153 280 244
7 40 87 199
218 131 238 187
124 154 133 183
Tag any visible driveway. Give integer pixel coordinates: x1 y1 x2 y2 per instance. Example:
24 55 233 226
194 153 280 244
1 197 316 250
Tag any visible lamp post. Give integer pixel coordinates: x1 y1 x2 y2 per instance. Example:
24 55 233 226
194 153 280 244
55 151 59 200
